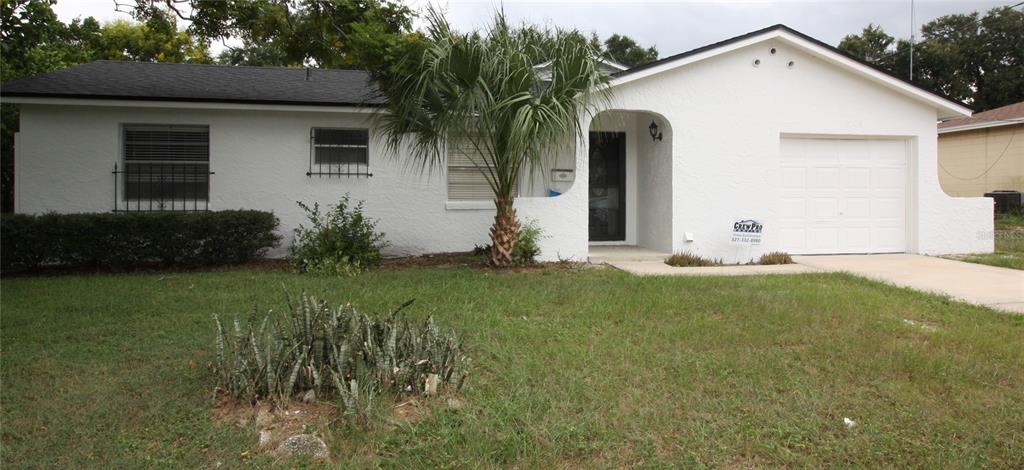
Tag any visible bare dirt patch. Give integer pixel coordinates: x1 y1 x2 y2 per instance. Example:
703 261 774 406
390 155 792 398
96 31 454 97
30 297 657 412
212 396 336 449
212 392 464 462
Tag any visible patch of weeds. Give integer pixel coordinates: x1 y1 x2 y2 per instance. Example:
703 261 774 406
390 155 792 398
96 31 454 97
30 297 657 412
757 251 794 265
665 252 721 267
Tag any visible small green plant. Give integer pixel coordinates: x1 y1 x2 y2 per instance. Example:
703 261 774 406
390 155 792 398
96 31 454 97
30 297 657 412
471 219 544 266
757 251 794 265
512 219 544 265
213 293 470 424
665 251 721 267
290 195 388 276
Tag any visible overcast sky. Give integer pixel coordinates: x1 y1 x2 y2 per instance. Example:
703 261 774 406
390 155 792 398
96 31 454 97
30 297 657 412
54 0 1011 57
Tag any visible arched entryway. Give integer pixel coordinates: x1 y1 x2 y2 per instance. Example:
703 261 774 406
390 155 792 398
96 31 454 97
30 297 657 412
587 109 673 254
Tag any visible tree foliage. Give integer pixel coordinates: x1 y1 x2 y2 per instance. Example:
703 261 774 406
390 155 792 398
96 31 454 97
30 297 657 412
600 33 658 68
838 6 1023 110
131 0 414 67
371 11 609 266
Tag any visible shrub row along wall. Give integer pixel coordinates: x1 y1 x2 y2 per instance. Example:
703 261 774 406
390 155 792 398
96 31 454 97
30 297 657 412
1 211 281 272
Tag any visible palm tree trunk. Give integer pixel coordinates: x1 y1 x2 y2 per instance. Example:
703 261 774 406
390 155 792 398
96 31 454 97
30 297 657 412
489 197 519 267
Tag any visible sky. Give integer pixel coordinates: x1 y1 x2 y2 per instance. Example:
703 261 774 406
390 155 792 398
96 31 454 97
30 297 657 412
53 0 1012 58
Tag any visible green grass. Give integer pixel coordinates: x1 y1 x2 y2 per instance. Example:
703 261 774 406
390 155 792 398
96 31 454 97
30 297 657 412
3 267 1023 467
958 213 1024 270
994 212 1024 231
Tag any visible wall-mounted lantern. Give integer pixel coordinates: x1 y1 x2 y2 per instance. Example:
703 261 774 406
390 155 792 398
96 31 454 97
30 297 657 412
648 120 663 142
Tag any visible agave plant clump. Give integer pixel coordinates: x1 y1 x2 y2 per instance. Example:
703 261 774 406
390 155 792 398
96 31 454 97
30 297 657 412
213 293 469 418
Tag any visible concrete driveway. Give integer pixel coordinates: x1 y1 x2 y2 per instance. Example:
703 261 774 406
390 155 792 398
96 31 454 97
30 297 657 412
793 254 1024 313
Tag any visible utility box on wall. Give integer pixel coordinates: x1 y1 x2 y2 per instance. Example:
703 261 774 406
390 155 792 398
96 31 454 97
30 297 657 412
550 169 574 183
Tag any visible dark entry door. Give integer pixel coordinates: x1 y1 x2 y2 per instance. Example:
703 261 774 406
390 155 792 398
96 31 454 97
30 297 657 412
589 132 626 241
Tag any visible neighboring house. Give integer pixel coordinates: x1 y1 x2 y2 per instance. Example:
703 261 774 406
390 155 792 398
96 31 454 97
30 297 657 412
938 101 1024 197
0 25 993 262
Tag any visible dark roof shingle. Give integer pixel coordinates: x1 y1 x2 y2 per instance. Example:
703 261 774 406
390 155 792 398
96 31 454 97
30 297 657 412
0 60 384 107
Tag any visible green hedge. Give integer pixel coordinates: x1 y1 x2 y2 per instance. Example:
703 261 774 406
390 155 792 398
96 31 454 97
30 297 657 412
1 211 281 273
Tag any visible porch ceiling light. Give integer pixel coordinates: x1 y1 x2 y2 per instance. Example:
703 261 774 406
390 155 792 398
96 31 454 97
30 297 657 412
648 121 663 142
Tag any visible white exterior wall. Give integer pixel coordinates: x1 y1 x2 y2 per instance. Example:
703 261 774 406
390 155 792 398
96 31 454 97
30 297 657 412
588 38 992 263
12 35 992 263
13 104 589 260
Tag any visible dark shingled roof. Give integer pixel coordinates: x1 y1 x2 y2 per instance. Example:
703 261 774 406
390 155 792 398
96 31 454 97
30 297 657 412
0 60 385 107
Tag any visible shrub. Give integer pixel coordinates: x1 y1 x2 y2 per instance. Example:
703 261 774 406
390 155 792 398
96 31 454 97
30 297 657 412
213 293 470 423
290 195 387 276
512 219 543 265
757 251 794 265
665 251 721 267
0 211 280 273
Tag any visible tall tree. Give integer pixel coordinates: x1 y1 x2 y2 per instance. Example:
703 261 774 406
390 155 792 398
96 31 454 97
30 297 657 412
132 0 414 67
837 24 895 66
839 6 1023 110
601 33 658 68
371 11 609 266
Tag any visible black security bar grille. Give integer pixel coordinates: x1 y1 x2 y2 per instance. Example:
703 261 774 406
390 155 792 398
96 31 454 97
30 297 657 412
114 124 212 212
113 162 213 212
308 128 373 177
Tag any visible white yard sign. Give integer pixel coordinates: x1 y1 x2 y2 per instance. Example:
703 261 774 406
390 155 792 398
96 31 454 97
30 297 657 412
730 219 764 246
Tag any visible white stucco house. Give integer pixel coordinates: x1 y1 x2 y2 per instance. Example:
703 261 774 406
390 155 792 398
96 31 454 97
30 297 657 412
1 25 993 263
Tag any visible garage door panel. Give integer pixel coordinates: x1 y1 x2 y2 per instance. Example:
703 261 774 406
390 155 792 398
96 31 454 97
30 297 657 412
844 198 871 218
811 198 839 218
779 138 906 255
781 167 806 188
876 167 905 189
780 197 805 218
810 167 840 188
779 228 807 251
842 167 871 189
808 227 840 251
872 140 907 161
874 197 905 219
873 228 905 251
841 228 871 251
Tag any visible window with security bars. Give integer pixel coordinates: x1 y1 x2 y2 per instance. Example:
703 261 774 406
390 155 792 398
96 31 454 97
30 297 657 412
115 124 211 211
447 140 517 201
308 128 372 177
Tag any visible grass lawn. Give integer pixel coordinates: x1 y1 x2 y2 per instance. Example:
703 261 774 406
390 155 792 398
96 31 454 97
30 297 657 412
2 267 1023 467
955 213 1024 270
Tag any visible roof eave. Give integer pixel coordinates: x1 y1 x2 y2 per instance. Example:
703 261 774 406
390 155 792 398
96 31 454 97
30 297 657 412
939 119 1024 134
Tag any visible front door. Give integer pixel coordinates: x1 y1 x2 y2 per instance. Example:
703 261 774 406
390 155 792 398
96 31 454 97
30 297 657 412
589 132 626 241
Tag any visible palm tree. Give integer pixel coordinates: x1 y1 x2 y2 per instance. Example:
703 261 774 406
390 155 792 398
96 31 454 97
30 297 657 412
373 11 609 267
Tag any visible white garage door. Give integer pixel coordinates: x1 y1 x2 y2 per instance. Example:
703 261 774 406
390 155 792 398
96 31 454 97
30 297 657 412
779 137 908 254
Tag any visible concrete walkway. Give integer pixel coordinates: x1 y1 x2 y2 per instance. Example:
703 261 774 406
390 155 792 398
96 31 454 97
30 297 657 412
589 246 1024 313
607 261 822 276
589 245 822 276
793 254 1024 313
